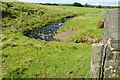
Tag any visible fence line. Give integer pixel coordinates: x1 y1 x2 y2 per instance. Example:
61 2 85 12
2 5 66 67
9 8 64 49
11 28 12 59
50 54 90 78
62 58 90 78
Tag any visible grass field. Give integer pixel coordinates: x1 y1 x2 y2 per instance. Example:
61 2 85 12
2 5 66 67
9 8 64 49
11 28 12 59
1 2 106 78
55 6 106 43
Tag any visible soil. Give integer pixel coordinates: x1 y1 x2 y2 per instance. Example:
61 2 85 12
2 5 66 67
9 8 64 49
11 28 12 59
54 30 77 42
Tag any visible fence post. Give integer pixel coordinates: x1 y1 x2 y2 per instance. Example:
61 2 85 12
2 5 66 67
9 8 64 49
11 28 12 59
102 10 120 78
90 10 120 78
90 43 104 78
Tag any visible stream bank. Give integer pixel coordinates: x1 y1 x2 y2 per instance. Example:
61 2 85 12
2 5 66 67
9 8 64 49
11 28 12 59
24 16 76 41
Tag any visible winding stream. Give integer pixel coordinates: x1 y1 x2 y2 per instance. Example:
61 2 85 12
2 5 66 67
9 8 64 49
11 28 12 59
24 16 73 41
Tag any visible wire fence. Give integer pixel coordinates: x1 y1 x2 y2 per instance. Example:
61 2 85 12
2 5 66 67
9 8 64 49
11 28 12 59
62 57 90 78
50 54 91 78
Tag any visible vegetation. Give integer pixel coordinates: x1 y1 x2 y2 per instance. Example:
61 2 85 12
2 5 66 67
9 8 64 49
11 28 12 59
96 5 102 8
55 6 106 43
37 2 120 9
1 2 106 78
84 3 91 7
38 2 119 9
73 2 83 7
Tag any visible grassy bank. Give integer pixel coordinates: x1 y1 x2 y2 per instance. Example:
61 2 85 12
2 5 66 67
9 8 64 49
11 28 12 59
56 6 106 43
1 2 106 78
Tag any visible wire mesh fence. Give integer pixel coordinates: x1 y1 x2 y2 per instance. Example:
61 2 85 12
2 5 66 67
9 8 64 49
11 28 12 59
49 54 91 78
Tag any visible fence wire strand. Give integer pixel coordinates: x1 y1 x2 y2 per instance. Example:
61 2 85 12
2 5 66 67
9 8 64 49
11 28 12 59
50 54 91 78
62 57 90 78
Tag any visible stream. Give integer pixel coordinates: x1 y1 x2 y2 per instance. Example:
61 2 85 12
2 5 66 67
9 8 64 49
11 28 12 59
24 16 73 41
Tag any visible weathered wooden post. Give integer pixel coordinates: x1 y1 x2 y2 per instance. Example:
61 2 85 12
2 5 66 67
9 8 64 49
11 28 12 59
90 10 120 78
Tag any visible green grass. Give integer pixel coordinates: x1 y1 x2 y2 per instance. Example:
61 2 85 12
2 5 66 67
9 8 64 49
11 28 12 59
2 42 91 78
1 2 106 78
57 6 106 43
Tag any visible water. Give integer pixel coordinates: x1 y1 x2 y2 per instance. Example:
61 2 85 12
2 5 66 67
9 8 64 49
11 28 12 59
24 18 71 41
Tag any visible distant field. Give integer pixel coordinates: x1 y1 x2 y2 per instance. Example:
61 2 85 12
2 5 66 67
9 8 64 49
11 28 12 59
1 2 106 78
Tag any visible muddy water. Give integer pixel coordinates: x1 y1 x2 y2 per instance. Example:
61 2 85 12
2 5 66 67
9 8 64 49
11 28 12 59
24 17 71 41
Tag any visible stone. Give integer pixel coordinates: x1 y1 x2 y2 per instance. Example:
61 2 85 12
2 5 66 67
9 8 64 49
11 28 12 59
90 43 104 78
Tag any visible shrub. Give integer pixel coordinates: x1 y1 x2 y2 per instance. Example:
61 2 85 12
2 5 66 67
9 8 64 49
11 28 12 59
73 2 83 7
